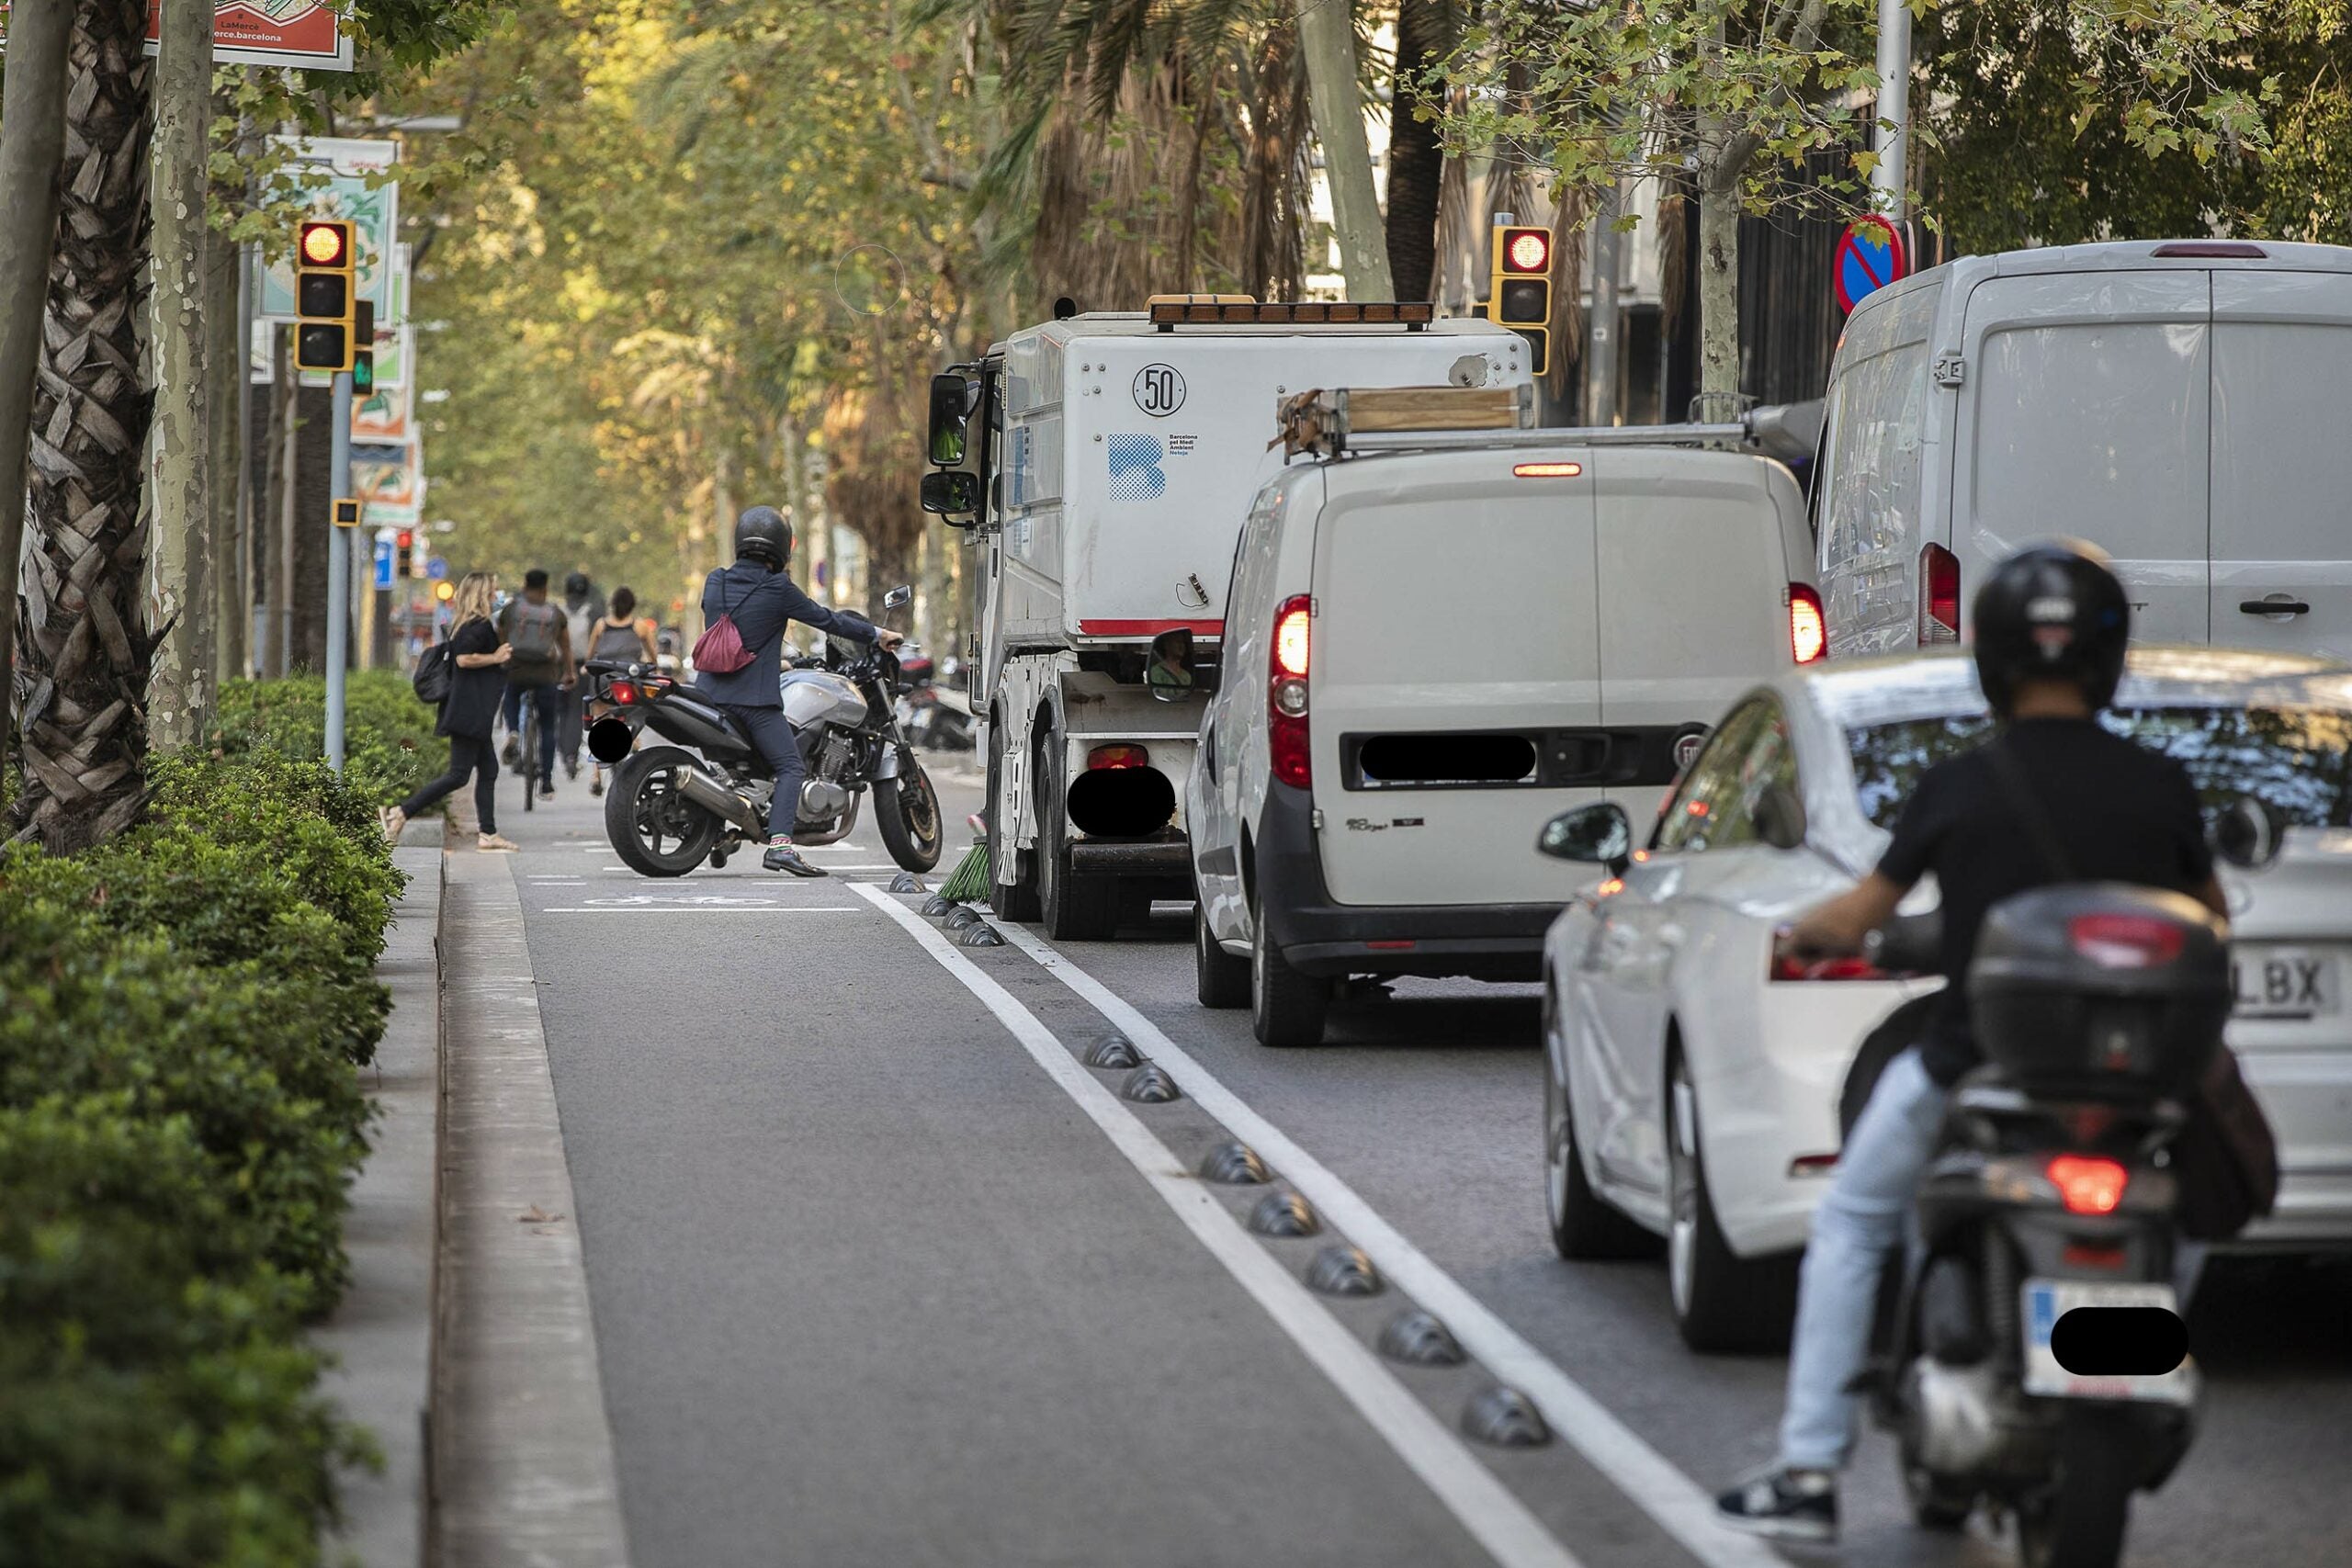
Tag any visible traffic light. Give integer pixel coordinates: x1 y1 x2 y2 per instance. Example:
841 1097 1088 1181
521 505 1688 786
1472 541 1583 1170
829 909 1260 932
295 219 357 373
1488 222 1554 375
410 535 432 581
395 528 416 577
331 498 361 528
434 580 456 604
352 299 376 394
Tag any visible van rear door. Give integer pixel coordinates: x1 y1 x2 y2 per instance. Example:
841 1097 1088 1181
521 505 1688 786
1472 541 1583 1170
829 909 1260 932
1308 457 1601 907
2208 269 2352 661
1952 271 2211 642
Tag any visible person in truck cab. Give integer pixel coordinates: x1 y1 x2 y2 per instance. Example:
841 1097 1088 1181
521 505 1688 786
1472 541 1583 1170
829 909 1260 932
1716 544 2227 1544
698 506 900 877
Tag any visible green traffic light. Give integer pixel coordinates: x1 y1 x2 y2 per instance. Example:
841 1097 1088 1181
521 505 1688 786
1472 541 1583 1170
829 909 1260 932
353 352 376 395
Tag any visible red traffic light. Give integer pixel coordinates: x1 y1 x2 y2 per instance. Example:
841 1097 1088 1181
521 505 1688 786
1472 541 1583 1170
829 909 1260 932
300 220 352 268
1501 227 1551 274
396 530 414 549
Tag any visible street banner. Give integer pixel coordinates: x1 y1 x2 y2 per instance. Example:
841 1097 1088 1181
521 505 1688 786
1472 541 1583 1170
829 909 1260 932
353 375 413 442
142 2 355 71
354 440 424 526
255 136 399 325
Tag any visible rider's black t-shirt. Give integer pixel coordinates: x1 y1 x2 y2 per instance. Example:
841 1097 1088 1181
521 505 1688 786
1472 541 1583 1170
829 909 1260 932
1875 717 2214 1086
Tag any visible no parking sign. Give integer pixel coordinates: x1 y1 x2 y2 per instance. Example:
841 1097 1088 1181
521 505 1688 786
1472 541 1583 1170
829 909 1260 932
1833 216 1909 313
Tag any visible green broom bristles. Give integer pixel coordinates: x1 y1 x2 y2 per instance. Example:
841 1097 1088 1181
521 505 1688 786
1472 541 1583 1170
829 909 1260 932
939 838 990 904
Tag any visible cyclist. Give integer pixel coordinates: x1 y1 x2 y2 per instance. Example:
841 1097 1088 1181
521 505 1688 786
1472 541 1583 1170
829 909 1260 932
497 569 575 801
1715 544 2226 1544
559 570 605 778
699 506 899 875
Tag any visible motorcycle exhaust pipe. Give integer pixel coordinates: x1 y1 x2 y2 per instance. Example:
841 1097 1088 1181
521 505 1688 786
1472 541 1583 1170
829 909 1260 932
675 764 762 831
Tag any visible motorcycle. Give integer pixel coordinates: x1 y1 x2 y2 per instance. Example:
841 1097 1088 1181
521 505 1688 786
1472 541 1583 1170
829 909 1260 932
896 663 975 752
584 585 944 877
1860 886 2227 1568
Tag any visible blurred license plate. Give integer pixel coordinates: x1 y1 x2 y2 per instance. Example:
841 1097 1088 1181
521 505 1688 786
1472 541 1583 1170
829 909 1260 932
2233 947 2339 1021
2020 1280 2194 1404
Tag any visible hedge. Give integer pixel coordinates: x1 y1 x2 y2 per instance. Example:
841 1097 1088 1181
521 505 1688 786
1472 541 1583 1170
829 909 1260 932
0 736 402 1564
213 669 444 809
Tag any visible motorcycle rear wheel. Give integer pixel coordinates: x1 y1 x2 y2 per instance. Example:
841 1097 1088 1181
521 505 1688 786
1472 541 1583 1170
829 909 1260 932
606 745 722 877
2017 1414 2134 1568
876 761 944 872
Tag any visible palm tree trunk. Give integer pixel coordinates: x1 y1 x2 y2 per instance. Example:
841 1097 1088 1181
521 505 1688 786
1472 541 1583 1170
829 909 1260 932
1384 0 1446 303
147 0 213 747
12 0 155 851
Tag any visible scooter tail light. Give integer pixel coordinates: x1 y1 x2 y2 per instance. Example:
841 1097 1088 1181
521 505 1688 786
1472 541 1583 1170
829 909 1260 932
2068 913 2186 969
2047 1155 2129 1215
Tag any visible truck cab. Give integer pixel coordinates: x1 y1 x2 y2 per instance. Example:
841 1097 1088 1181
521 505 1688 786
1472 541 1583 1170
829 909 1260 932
923 300 1534 939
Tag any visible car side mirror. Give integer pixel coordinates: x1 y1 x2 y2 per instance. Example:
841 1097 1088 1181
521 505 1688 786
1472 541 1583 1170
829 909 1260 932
1539 802 1633 874
922 469 980 519
1754 783 1806 852
927 373 977 466
1146 626 1201 702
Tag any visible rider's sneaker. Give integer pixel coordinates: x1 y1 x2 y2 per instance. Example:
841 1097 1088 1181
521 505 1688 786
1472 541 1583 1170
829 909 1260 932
538 782 556 800
1716 1464 1838 1544
501 737 520 765
763 841 828 877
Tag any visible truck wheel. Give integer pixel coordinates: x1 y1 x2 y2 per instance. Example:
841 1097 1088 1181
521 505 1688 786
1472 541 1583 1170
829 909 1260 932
1037 729 1118 940
1195 899 1250 1009
986 720 1040 922
1250 890 1329 1046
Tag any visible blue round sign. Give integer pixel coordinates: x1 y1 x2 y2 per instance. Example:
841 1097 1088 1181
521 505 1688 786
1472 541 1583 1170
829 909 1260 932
425 555 449 581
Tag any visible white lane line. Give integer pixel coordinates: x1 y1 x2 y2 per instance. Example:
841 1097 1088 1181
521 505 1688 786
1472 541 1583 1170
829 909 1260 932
848 884 1582 1568
539 906 856 914
991 922 1783 1568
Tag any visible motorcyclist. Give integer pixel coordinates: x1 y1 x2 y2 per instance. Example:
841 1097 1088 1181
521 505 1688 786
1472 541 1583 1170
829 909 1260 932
699 506 901 877
1716 543 2226 1544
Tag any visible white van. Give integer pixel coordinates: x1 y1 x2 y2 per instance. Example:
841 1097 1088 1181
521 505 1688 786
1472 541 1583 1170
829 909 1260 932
1815 239 2352 658
1186 429 1820 1046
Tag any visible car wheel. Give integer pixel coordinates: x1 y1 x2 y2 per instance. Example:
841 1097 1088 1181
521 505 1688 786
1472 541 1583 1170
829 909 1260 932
1195 897 1250 1009
1544 985 1657 1260
1666 1050 1799 1352
1250 889 1329 1047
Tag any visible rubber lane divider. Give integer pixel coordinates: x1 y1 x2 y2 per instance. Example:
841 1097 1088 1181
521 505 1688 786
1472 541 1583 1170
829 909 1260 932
989 921 1786 1568
847 883 1585 1568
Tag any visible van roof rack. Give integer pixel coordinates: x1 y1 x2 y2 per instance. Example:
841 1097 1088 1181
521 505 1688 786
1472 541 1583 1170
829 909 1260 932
1272 384 1823 464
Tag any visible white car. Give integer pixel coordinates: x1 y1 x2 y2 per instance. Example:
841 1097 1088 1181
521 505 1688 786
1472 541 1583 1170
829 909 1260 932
1536 646 2352 1352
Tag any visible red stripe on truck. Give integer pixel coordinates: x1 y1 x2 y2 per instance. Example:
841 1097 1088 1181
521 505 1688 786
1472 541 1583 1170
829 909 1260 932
1077 619 1226 637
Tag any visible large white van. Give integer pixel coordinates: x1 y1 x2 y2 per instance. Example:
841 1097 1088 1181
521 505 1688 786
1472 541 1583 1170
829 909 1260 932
1186 422 1819 1046
1815 240 2352 658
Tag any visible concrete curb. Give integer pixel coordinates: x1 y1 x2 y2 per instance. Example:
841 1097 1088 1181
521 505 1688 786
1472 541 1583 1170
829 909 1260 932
430 851 633 1568
318 842 447 1568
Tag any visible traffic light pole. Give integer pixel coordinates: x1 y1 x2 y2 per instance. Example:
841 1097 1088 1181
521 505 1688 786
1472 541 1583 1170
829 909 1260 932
325 369 352 772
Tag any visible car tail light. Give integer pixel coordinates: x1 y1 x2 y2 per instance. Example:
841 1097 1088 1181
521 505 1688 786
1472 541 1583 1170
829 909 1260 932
1788 583 1826 665
1270 593 1312 788
1918 543 1961 645
1089 744 1149 770
2068 913 2186 969
1769 953 1895 982
2047 1155 2129 1215
609 681 639 705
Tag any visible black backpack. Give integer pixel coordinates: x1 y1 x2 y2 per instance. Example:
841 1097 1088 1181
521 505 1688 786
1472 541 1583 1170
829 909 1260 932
413 641 455 705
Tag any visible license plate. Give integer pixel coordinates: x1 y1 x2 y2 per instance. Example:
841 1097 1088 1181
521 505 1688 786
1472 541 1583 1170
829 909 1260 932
2020 1280 2196 1404
2233 946 2340 1021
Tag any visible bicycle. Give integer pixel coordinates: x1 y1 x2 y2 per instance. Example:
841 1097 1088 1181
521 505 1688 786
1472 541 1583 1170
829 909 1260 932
516 695 541 812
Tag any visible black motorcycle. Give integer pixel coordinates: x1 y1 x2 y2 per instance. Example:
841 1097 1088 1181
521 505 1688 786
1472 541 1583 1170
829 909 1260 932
1862 885 2225 1568
584 586 944 877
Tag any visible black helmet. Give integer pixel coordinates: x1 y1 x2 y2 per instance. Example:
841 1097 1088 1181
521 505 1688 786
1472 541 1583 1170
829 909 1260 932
1971 542 2131 716
734 505 794 571
565 570 591 596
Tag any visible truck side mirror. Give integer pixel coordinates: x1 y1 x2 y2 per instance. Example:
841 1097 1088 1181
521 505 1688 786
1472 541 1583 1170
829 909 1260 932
928 374 977 466
921 469 980 519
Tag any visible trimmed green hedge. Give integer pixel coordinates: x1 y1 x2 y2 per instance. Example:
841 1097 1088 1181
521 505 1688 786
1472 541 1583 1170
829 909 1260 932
0 741 403 1563
214 669 444 808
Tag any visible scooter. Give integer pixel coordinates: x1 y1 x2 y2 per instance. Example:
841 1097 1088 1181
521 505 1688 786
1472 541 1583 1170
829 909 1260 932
1861 885 2227 1568
585 585 944 876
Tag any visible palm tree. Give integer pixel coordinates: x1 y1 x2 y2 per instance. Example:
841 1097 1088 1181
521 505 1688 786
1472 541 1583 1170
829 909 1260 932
11 0 153 852
1383 0 1454 303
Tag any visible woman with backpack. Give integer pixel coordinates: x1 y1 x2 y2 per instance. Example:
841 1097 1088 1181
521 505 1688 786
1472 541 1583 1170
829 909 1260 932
380 572 521 850
584 585 658 797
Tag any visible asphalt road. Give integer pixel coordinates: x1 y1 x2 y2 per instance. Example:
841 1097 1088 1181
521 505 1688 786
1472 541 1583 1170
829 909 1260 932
496 753 2352 1568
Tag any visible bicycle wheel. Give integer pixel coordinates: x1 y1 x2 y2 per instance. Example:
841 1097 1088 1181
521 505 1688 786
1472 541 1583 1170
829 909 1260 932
521 706 537 810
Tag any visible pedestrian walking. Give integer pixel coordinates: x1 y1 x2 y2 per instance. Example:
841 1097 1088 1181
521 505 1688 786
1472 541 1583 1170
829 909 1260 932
585 585 659 797
498 568 576 800
382 572 522 852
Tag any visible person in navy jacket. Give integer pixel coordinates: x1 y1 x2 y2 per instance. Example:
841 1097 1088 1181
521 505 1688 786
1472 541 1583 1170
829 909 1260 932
699 506 899 875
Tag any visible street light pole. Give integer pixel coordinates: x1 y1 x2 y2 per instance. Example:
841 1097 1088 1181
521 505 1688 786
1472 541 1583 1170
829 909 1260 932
1871 0 1912 221
326 370 353 771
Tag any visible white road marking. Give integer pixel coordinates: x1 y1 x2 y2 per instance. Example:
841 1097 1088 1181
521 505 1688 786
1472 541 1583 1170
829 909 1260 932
539 906 856 915
849 883 1583 1568
991 922 1784 1568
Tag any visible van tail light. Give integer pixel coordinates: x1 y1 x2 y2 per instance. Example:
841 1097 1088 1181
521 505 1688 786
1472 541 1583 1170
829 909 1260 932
1270 594 1312 788
2047 1155 2129 1216
2068 913 2186 969
1769 953 1895 983
1788 583 1827 664
1918 544 1961 645
1088 744 1149 770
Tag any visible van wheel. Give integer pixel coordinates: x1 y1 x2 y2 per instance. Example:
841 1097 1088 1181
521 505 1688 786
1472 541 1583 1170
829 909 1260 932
1544 985 1657 1260
1667 1051 1798 1352
986 721 1039 922
1196 900 1250 1009
1038 727 1117 941
1250 891 1329 1046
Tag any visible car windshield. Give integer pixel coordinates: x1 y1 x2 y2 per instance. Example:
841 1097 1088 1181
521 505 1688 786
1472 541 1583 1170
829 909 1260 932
1848 705 2352 832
